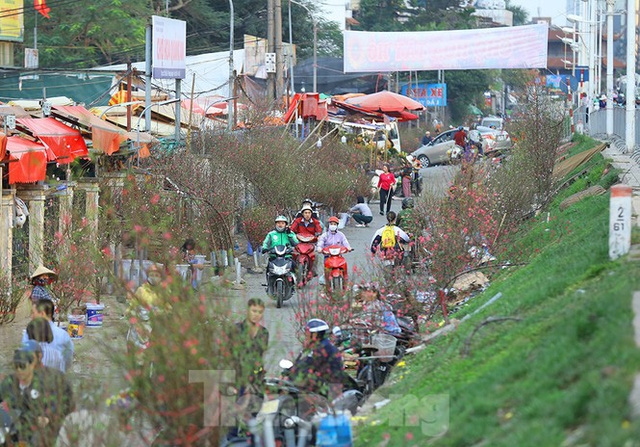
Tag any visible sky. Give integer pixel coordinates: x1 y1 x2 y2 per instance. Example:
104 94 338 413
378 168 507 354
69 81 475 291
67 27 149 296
507 0 569 24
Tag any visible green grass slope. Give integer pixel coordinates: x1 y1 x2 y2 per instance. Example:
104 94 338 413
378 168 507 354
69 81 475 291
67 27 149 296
354 146 640 447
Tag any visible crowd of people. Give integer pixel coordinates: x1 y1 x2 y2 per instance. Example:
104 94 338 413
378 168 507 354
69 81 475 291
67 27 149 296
0 153 427 445
0 267 75 446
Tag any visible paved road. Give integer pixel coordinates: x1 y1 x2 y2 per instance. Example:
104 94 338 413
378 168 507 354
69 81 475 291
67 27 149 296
225 165 456 375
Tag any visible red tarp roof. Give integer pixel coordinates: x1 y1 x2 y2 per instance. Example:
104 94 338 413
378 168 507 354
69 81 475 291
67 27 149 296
51 105 128 155
16 117 88 164
4 136 47 184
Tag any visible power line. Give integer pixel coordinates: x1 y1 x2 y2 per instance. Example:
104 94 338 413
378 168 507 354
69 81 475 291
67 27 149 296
0 0 86 19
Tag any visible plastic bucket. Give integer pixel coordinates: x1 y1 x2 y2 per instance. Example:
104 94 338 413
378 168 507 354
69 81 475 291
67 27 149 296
67 314 86 339
86 304 105 327
175 264 190 280
372 333 397 362
194 255 207 283
120 259 132 280
316 411 353 447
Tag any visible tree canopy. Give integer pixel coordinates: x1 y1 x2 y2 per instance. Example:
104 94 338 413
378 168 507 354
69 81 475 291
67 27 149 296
20 0 328 68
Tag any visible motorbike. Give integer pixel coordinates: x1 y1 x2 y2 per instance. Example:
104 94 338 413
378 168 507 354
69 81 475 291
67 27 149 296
334 325 402 399
264 245 296 308
269 358 364 418
292 235 316 287
321 245 350 293
221 392 315 447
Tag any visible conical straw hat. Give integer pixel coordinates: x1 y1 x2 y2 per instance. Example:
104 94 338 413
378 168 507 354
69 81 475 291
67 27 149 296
30 265 58 280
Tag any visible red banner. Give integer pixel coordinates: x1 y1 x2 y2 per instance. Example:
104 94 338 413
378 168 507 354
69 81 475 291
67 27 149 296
34 0 50 19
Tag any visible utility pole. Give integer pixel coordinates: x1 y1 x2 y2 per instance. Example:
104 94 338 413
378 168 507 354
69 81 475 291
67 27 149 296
275 0 284 102
625 0 636 152
267 0 275 101
606 0 614 136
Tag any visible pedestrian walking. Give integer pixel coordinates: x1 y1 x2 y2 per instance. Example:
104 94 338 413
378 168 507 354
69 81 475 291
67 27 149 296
377 164 396 215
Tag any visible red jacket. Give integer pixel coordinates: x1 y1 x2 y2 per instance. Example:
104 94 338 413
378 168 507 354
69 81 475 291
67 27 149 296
378 172 396 191
290 217 322 240
454 129 467 147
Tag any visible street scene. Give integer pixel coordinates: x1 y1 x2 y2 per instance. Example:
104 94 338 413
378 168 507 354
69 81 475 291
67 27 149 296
1 0 640 446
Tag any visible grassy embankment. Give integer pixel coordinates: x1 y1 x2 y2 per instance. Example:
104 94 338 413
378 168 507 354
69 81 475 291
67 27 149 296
354 136 640 446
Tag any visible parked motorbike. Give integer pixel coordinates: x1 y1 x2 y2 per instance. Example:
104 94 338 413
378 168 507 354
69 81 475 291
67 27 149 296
222 392 314 447
264 245 296 308
293 235 316 287
269 358 363 419
321 245 351 293
334 325 401 399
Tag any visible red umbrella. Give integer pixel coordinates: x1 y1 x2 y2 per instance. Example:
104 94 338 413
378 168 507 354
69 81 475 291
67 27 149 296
344 90 425 113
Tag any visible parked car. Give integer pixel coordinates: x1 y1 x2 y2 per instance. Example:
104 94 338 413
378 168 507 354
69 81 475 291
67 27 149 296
411 128 492 167
410 129 458 167
476 125 512 153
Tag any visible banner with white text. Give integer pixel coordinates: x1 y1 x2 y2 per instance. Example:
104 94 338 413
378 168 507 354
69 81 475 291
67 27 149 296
343 24 548 73
152 15 187 79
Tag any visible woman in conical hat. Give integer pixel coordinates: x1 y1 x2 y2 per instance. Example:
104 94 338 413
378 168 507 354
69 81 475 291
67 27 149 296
30 265 58 303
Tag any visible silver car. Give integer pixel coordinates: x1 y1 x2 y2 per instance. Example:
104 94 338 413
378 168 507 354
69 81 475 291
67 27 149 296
411 128 491 167
476 125 512 153
410 129 459 167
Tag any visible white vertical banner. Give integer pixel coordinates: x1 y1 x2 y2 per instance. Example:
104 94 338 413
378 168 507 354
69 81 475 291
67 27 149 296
152 15 187 79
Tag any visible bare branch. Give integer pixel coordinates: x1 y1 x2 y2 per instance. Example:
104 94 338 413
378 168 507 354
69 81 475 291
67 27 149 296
461 316 523 357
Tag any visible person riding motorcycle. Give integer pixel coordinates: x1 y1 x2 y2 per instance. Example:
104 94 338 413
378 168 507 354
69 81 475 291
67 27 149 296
370 212 410 254
290 206 323 283
288 319 345 399
398 196 422 234
261 215 299 272
316 216 353 284
290 206 323 241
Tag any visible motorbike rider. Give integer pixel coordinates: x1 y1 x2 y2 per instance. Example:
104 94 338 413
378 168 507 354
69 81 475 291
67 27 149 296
370 211 410 261
262 215 299 273
316 216 353 285
396 197 418 234
290 205 323 281
290 205 323 240
288 319 345 400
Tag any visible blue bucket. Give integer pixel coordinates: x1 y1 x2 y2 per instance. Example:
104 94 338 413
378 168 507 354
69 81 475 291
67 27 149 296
316 412 352 447
86 303 105 327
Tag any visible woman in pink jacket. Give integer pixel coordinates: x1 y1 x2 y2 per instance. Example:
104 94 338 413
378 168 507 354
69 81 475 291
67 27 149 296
377 164 396 215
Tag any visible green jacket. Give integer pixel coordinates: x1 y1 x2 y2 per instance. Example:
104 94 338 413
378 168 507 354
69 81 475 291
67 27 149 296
262 229 299 252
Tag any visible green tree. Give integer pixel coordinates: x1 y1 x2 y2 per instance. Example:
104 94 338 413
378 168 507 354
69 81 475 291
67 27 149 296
23 0 152 68
354 0 408 31
505 0 529 26
445 70 493 122
407 0 477 31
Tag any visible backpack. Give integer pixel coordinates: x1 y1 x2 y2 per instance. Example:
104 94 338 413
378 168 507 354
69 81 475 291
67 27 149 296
381 225 397 250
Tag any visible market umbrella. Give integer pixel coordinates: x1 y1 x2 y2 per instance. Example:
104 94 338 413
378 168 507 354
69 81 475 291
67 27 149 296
468 105 483 116
344 90 425 113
